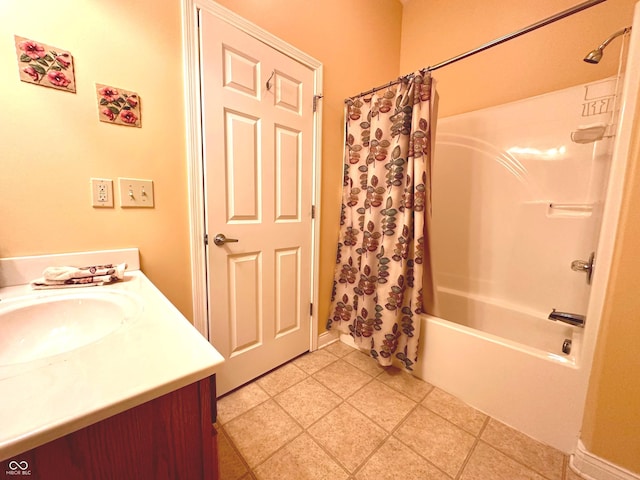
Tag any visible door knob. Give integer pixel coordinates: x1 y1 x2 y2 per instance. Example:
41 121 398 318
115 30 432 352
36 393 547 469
571 251 595 285
213 233 239 246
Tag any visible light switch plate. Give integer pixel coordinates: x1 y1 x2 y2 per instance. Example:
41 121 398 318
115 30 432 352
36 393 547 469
91 178 114 208
118 177 154 208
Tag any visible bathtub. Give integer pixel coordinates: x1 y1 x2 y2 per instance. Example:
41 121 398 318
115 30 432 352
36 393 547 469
434 287 576 358
413 291 584 453
406 77 623 453
338 301 585 452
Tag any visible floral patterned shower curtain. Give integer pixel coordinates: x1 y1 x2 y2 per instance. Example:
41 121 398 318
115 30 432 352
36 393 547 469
327 72 437 370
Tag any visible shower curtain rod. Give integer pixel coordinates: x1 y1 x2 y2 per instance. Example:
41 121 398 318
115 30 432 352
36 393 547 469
346 0 607 102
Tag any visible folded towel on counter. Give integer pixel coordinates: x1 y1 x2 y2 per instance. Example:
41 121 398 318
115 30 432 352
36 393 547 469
30 262 127 290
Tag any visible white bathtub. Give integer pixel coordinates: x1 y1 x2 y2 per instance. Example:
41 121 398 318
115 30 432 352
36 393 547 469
434 287 576 358
408 77 623 453
413 291 584 453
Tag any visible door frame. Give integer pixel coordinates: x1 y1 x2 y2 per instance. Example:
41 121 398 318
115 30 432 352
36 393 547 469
181 0 324 350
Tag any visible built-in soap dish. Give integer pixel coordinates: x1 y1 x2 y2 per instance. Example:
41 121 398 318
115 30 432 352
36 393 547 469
547 203 593 218
570 122 607 144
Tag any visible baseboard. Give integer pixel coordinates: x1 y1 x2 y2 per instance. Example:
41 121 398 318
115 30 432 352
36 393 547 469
317 331 339 349
339 333 357 348
316 331 361 351
570 440 640 480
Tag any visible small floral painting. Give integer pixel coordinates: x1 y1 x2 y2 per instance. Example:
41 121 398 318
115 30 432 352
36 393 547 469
15 36 76 92
96 83 141 127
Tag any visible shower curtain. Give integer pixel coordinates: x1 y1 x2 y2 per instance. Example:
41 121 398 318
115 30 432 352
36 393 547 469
327 72 437 370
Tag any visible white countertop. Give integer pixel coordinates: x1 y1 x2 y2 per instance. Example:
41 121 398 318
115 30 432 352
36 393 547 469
0 269 224 461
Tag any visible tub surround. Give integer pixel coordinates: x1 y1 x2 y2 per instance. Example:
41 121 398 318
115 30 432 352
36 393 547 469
0 249 224 462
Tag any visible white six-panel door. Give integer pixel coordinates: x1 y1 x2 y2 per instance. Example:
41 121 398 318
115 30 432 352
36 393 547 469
199 9 315 395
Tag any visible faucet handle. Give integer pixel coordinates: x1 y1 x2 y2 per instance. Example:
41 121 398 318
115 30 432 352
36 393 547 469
571 259 590 271
571 252 595 285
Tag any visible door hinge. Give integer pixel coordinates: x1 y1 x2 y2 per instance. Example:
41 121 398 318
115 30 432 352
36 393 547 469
313 94 323 113
309 302 313 316
204 233 208 246
311 205 316 219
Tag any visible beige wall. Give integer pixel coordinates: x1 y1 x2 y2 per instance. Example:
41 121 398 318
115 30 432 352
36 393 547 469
0 0 402 327
213 0 404 334
0 0 193 318
400 0 635 117
399 0 639 473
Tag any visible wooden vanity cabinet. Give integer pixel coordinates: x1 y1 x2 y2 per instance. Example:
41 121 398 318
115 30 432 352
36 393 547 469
9 376 218 480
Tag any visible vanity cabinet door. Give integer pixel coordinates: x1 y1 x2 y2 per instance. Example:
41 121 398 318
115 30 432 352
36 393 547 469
10 377 218 479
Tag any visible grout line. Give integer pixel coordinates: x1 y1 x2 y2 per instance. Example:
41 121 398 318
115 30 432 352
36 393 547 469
247 430 307 475
304 424 353 478
257 367 310 398
221 350 564 480
305 359 379 476
349 429 389 477
302 352 410 476
479 419 565 480
454 416 490 480
234 351 353 477
381 400 453 480
217 387 272 426
481 440 562 480
219 361 316 476
217 423 254 480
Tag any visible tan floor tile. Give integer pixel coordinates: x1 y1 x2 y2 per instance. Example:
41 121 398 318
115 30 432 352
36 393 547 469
346 379 417 432
217 429 248 480
343 349 386 377
422 388 487 435
481 419 564 480
256 362 308 396
376 367 433 402
313 359 374 398
224 400 303 467
460 442 547 480
356 436 450 480
293 349 338 374
217 382 270 424
274 377 342 428
308 403 387 473
253 433 349 480
323 340 356 358
395 405 475 477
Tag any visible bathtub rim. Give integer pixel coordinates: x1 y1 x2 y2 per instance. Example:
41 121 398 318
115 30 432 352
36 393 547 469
418 312 579 368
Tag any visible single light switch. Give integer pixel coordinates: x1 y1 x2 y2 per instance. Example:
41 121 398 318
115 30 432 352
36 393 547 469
118 177 154 208
91 178 114 208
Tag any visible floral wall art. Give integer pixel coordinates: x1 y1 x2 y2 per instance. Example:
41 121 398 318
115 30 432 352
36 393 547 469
96 84 141 127
15 36 76 92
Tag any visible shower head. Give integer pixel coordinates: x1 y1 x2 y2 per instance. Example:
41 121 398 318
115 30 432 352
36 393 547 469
583 48 603 64
584 27 632 64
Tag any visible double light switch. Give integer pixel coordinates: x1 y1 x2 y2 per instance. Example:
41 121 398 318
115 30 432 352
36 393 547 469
118 178 154 208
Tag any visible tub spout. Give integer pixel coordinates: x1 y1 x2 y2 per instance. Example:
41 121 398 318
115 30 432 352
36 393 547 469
548 309 585 327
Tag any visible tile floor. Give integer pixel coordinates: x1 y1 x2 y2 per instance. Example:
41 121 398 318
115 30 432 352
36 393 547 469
216 342 585 480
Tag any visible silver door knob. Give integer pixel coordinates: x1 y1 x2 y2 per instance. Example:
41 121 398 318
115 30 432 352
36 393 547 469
213 233 239 246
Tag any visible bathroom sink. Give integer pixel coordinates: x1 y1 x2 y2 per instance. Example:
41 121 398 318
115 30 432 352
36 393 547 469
0 290 142 366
